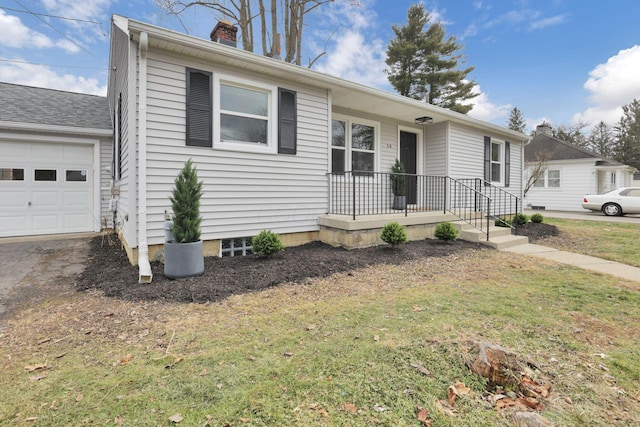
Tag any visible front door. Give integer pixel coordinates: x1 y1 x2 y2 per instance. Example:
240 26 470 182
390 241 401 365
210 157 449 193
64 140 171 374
400 131 417 204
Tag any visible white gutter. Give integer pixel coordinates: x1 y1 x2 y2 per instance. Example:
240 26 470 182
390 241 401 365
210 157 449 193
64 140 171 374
137 31 152 284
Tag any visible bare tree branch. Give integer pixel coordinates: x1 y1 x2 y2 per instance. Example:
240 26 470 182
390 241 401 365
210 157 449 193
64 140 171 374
523 153 548 197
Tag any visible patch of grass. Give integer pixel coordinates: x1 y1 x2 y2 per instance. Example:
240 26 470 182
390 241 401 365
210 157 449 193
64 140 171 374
1 251 640 426
542 218 640 267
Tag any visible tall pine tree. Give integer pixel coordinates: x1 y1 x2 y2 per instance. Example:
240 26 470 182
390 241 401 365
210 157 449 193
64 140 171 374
614 98 640 170
587 121 615 158
385 4 477 114
506 107 526 133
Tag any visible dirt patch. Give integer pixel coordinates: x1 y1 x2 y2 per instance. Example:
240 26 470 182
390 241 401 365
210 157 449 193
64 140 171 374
76 238 487 303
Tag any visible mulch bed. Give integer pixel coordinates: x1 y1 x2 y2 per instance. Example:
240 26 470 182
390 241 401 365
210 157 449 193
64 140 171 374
75 222 559 304
76 238 484 304
516 222 559 241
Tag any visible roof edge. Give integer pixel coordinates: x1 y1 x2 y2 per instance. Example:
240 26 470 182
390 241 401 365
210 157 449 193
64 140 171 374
0 121 112 137
118 15 529 143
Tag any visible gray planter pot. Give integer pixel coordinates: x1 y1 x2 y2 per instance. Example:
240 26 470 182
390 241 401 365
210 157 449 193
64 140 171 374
393 195 407 210
164 240 204 279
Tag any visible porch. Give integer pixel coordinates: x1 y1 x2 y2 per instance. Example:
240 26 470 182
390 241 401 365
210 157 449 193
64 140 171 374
320 171 527 249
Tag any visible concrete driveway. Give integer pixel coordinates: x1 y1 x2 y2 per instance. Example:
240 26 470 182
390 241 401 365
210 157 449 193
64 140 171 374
0 235 92 327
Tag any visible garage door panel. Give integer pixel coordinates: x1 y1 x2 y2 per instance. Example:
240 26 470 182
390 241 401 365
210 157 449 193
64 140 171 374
0 191 27 208
63 191 91 208
63 213 91 230
0 140 95 238
32 191 61 208
0 215 28 233
1 142 29 160
32 214 60 232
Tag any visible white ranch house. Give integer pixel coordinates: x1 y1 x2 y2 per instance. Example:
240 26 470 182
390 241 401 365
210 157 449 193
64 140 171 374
524 124 637 212
0 15 529 283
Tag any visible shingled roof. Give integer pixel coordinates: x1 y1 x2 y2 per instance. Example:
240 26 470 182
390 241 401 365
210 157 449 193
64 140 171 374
0 82 112 131
525 132 618 163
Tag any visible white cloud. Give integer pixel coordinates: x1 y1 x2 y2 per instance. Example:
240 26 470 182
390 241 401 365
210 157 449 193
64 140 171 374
0 59 106 95
0 10 88 53
310 0 388 87
41 0 113 21
573 45 640 126
314 31 388 88
529 14 568 30
0 10 54 49
467 85 512 122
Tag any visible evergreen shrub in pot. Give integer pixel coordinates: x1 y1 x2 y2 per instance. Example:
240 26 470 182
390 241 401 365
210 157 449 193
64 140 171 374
390 159 407 210
164 159 205 279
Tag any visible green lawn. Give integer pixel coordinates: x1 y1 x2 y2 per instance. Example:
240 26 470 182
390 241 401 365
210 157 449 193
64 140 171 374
542 218 640 267
1 247 639 426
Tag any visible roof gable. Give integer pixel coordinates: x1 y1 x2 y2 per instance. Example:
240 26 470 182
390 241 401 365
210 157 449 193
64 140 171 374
525 133 604 162
0 82 112 131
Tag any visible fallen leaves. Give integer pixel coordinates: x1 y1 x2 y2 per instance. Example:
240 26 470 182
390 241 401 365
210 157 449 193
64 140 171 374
447 380 471 406
415 406 431 426
24 364 47 372
410 361 431 376
341 402 357 413
168 413 183 423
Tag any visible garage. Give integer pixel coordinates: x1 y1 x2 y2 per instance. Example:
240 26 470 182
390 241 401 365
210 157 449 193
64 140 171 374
0 141 96 237
0 82 112 239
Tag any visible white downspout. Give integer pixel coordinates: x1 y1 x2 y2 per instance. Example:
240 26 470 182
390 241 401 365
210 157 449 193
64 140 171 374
137 31 153 283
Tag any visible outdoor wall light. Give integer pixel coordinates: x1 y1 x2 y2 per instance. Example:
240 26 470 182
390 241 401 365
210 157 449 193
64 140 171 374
414 116 433 125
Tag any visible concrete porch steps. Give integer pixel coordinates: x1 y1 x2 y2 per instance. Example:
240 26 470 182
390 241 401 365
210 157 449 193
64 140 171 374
452 221 529 250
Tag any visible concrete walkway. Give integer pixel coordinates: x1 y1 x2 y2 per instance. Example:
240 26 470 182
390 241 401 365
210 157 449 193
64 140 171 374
503 243 640 282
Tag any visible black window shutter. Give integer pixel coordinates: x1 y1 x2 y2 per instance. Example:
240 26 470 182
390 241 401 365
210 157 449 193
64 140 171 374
278 88 297 154
504 141 511 187
186 68 212 147
484 136 491 182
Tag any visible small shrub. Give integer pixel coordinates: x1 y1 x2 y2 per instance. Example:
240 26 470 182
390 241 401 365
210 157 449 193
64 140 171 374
252 230 284 256
512 213 529 227
434 222 458 241
530 213 544 223
381 222 408 246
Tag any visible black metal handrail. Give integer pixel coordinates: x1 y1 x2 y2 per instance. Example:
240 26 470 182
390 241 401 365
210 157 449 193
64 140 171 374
457 178 521 233
326 171 496 240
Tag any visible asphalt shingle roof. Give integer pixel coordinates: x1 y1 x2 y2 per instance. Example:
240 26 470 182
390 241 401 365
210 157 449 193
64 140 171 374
0 82 112 131
524 133 614 163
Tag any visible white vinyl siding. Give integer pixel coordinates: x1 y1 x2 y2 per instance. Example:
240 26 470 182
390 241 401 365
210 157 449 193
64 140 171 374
525 161 593 211
425 122 447 176
141 50 329 246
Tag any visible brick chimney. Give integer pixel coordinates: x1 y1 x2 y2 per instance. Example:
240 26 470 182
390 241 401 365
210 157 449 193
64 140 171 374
210 20 238 47
536 122 553 136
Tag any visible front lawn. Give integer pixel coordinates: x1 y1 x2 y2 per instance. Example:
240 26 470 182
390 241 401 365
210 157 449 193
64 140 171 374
539 218 640 267
1 241 639 426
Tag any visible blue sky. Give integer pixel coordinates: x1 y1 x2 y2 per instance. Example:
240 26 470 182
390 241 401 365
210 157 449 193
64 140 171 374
1 0 639 134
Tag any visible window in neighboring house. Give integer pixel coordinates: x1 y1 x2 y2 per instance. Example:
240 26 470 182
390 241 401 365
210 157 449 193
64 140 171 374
34 169 56 181
533 175 545 187
611 173 616 186
330 116 377 174
491 142 502 182
547 169 560 187
66 170 87 182
0 168 24 180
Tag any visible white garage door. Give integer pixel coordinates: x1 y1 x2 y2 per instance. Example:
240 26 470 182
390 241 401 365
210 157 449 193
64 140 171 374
0 141 95 238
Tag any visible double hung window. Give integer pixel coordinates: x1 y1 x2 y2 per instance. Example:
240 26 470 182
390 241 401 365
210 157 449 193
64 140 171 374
331 116 377 174
185 69 297 154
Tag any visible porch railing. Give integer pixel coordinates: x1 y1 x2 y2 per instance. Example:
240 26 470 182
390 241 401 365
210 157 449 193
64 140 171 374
327 171 518 240
457 178 521 232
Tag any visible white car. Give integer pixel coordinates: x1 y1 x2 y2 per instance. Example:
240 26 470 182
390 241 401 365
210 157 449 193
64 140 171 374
582 187 640 216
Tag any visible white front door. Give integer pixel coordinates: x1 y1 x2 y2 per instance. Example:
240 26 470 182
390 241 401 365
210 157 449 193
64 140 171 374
0 141 95 237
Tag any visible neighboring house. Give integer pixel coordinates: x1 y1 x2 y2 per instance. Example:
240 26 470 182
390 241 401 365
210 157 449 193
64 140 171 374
106 15 529 281
0 83 112 238
524 123 637 211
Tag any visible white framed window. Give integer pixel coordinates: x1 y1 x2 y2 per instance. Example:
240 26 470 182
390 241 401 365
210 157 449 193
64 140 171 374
491 141 502 183
533 168 561 188
213 74 278 153
0 168 25 181
331 115 378 174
